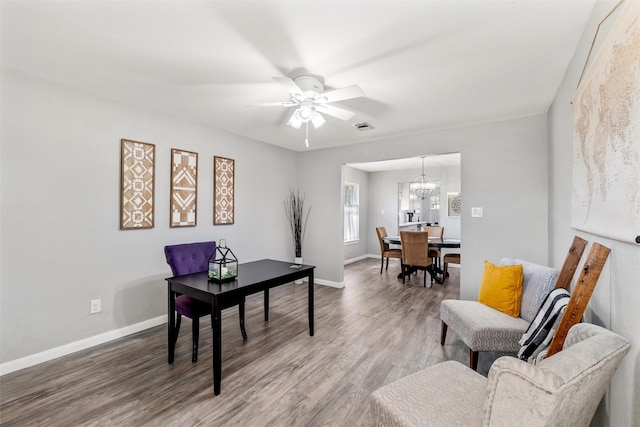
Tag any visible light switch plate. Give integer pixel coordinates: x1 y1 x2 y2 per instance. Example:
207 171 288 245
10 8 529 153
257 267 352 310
471 207 483 217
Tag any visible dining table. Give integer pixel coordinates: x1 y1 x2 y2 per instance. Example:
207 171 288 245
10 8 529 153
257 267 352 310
383 236 461 282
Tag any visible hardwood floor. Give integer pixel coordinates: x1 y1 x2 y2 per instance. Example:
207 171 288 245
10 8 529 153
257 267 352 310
0 258 499 426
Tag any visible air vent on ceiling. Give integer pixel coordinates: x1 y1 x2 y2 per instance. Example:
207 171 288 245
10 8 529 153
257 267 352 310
352 121 374 131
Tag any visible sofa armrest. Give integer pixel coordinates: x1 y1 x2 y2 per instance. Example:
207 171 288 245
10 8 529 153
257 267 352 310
484 356 562 426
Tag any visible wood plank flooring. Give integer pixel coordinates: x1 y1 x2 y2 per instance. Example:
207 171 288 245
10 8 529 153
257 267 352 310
0 258 501 426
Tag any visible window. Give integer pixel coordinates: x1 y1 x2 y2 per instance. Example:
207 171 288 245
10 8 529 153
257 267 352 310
344 182 359 243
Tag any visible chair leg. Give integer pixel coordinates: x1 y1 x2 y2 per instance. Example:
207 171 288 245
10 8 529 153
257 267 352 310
470 350 479 371
239 298 247 340
440 321 448 345
401 264 406 284
443 261 449 282
191 317 200 363
380 256 384 274
385 256 390 271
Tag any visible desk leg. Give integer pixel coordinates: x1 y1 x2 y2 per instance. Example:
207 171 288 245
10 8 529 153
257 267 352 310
212 300 222 395
239 297 247 340
168 285 176 364
264 289 269 321
308 270 314 336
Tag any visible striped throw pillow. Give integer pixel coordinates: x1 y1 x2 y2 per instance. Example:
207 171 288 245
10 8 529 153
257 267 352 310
517 288 571 363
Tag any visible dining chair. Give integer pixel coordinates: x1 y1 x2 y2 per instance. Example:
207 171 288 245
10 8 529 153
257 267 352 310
164 241 247 363
442 252 460 282
400 231 439 286
376 226 402 274
424 225 444 269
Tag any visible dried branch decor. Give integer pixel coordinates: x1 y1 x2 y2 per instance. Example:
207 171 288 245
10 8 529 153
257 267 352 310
284 188 311 258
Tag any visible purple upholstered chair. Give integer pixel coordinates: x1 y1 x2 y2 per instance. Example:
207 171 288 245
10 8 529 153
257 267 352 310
164 241 247 362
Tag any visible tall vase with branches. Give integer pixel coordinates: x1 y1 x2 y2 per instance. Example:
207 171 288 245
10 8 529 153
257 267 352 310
284 188 311 260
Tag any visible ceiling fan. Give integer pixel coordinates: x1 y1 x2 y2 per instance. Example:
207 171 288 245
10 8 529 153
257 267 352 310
254 74 364 146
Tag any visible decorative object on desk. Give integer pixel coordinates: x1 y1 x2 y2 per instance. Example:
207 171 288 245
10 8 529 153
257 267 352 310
120 139 155 230
214 156 234 225
410 156 436 200
208 239 238 282
448 192 461 217
170 148 197 227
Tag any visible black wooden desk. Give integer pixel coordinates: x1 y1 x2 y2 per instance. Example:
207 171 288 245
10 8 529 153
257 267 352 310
166 258 315 395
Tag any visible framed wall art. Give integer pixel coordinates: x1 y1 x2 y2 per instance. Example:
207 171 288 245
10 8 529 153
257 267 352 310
214 156 234 225
120 139 155 229
448 192 461 217
170 148 198 227
571 0 639 244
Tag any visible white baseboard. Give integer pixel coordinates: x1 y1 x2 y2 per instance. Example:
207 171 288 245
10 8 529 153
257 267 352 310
314 278 345 288
0 315 167 376
344 254 374 265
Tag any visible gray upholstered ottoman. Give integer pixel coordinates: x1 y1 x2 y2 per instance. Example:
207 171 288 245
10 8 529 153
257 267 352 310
366 361 485 426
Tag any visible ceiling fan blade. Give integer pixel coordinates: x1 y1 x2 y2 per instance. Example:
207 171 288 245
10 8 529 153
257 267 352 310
249 101 298 107
273 77 306 99
315 104 356 121
314 85 364 103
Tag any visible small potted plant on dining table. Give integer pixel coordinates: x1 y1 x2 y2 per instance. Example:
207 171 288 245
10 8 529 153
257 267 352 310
284 188 311 277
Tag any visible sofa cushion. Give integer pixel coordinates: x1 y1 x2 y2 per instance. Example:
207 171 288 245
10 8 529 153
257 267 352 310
477 260 524 317
441 300 530 353
499 258 559 323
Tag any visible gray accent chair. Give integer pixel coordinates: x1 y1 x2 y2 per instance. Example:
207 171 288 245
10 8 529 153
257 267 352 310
440 258 559 369
365 323 630 427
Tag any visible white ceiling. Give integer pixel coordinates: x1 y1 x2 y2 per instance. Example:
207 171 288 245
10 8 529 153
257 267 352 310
347 152 461 172
1 0 596 152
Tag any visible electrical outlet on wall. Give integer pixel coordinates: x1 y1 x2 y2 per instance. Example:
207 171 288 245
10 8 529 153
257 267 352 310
90 299 101 314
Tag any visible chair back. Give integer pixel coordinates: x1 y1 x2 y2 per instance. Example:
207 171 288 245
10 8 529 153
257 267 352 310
500 258 559 323
424 226 444 238
484 323 630 426
376 227 390 254
400 231 431 267
164 241 216 276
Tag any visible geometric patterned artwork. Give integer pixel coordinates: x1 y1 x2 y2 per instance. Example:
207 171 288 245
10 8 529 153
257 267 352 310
120 139 155 230
571 0 640 244
170 148 198 227
214 156 234 225
448 192 461 217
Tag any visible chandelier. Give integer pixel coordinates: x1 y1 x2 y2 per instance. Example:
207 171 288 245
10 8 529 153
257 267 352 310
410 156 436 200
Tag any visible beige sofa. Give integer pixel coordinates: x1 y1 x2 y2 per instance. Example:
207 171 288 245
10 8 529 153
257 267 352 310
440 258 559 369
364 323 630 427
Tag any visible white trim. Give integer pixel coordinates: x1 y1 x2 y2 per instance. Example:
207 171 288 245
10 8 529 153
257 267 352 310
0 315 167 376
315 277 345 288
344 254 372 265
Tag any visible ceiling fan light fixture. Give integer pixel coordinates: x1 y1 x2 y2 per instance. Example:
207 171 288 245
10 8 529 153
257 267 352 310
287 110 303 129
310 111 326 129
299 103 313 120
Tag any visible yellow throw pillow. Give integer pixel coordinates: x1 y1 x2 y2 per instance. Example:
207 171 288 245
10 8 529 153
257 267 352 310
477 260 524 317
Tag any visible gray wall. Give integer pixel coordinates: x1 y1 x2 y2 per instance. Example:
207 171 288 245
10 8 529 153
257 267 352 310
548 1 639 425
298 114 550 297
0 71 298 364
